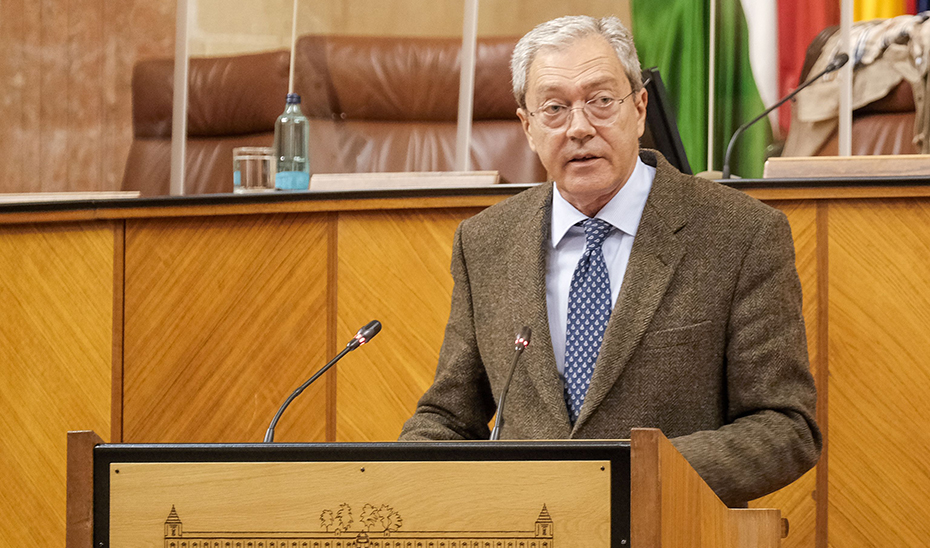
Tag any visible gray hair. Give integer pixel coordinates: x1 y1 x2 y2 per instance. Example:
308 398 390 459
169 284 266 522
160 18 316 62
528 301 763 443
510 15 643 109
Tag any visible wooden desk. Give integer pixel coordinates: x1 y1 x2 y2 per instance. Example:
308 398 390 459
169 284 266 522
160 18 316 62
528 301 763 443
2 179 929 548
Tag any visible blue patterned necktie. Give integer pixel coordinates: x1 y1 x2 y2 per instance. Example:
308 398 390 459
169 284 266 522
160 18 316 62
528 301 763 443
564 218 613 424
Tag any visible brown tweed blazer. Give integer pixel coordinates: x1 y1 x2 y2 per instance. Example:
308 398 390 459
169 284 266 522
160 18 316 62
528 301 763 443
399 150 822 506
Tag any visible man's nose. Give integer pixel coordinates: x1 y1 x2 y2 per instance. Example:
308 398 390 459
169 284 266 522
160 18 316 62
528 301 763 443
565 106 597 140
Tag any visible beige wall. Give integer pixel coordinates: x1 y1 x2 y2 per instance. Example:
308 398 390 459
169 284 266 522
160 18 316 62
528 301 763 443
0 0 175 194
191 0 632 55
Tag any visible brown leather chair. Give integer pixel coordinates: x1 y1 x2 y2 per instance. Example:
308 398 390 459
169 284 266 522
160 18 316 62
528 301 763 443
791 25 919 156
122 36 546 196
815 79 918 156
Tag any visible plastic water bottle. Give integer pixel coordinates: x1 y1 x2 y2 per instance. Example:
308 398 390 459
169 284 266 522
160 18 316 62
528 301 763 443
273 93 311 190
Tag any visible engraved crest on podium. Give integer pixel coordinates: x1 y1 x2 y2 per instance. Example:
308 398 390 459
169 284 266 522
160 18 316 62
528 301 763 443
164 503 555 548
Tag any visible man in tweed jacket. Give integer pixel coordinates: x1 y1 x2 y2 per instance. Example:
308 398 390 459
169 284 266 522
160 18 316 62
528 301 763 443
400 16 821 507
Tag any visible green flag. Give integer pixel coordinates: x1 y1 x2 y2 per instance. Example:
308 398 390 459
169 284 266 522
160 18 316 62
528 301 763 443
631 0 772 178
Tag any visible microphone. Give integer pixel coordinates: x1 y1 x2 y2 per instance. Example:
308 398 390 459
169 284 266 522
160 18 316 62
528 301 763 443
721 52 850 179
263 320 382 442
489 326 531 441
824 52 851 73
346 320 382 350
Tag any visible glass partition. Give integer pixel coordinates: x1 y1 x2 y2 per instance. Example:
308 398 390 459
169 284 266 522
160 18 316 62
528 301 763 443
169 0 637 194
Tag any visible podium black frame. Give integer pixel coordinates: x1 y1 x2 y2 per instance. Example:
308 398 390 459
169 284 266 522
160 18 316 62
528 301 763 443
91 440 631 548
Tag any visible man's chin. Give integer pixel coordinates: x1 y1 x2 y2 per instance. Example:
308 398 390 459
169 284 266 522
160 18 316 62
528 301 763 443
560 165 615 189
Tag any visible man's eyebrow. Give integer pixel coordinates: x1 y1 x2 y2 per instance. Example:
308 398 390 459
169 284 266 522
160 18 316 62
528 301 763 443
580 76 623 89
534 76 624 96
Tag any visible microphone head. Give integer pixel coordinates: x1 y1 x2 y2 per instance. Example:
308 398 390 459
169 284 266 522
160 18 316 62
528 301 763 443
348 320 382 349
357 320 382 342
826 53 850 72
514 326 531 350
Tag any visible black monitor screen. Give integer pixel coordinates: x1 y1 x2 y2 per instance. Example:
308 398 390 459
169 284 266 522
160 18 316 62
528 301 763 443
640 67 692 175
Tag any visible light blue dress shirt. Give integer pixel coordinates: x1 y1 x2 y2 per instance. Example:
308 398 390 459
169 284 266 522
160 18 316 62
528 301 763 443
546 157 656 375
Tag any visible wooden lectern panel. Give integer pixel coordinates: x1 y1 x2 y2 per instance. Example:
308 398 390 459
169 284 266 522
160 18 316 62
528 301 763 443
108 461 609 547
121 213 332 444
67 431 104 548
631 429 782 548
70 434 790 548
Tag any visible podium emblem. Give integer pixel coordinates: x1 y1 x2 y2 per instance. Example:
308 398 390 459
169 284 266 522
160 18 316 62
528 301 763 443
164 504 555 548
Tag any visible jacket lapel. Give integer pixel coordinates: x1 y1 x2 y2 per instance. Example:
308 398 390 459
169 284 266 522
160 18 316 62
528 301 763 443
507 183 573 434
572 154 690 433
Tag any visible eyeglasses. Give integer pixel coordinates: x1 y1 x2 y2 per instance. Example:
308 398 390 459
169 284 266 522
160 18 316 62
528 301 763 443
527 78 650 130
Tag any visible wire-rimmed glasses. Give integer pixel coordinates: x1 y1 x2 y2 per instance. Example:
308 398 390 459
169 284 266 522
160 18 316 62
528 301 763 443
526 77 650 130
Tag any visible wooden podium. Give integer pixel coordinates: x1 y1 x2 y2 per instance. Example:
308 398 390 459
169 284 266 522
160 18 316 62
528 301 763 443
67 429 784 548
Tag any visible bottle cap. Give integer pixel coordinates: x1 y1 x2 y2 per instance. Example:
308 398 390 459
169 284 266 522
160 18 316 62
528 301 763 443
286 93 302 104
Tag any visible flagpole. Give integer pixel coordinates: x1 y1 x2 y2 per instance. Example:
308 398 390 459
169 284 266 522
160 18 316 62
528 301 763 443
455 0 479 172
707 0 717 171
169 0 190 196
838 0 852 155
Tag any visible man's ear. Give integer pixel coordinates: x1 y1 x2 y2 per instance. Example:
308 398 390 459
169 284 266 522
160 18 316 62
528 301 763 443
516 108 537 153
634 88 649 139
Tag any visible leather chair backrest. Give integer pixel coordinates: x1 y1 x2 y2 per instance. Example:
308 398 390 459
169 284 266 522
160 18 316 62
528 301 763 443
791 25 918 156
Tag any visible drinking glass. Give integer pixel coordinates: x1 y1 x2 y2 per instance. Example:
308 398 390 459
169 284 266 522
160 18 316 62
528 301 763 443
233 147 275 193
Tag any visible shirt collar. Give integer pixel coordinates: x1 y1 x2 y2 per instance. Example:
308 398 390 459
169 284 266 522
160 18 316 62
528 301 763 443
550 156 655 247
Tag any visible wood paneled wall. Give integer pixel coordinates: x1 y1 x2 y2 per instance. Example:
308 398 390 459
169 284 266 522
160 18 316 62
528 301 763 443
0 221 114 547
120 213 333 443
749 201 821 548
827 199 930 546
2 188 930 548
0 0 174 194
335 208 484 441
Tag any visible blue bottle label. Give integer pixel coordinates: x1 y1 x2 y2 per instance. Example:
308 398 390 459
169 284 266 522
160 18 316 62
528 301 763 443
275 171 310 190
233 170 241 189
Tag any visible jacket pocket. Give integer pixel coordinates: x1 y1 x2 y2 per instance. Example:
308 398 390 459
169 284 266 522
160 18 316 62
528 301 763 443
640 320 712 349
